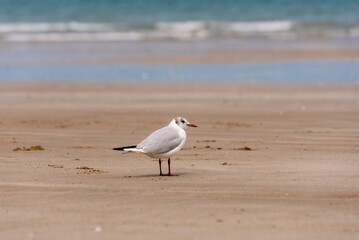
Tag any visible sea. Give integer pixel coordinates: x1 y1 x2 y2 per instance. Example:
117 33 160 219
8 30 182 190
0 0 358 83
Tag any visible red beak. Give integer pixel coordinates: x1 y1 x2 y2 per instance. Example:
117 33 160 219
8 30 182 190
187 123 198 127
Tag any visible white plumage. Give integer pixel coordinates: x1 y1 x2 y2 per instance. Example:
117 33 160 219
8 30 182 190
113 117 197 176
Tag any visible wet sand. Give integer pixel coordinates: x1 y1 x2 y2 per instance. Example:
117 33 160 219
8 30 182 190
5 46 359 66
0 83 358 239
89 48 359 65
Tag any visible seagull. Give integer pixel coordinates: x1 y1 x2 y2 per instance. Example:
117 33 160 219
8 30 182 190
113 117 197 176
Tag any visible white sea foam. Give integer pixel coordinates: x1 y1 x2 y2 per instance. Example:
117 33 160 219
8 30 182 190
0 22 113 33
154 21 209 40
155 21 207 33
3 31 210 42
226 21 294 33
3 32 144 42
154 20 294 39
1 20 347 43
1 21 211 42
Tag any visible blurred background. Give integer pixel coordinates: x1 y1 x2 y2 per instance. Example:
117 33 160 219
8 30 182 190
0 0 358 83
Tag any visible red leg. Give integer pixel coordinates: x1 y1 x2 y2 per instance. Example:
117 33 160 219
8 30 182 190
159 159 164 176
167 158 178 176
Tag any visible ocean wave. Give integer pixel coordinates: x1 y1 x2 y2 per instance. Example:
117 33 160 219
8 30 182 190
1 20 357 43
155 20 294 34
3 31 210 42
225 21 294 33
0 22 113 33
0 21 211 42
3 32 144 42
155 21 207 33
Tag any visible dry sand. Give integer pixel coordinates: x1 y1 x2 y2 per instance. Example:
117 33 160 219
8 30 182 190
0 83 358 239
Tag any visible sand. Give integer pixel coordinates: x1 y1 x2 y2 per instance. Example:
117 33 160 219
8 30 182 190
96 48 359 65
0 83 358 239
10 47 359 66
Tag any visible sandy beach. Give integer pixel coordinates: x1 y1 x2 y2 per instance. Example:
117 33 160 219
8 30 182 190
0 82 358 239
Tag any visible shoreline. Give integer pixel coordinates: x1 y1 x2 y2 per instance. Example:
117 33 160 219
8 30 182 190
2 39 359 83
85 48 359 65
2 38 359 65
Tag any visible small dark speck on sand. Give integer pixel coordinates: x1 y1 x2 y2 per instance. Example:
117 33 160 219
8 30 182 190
233 146 252 151
13 145 44 151
48 164 64 168
76 166 92 170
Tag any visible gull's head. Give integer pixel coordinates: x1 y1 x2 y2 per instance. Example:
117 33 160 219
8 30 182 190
173 117 197 130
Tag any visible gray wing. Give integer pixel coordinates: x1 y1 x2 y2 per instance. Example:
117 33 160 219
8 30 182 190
137 126 182 154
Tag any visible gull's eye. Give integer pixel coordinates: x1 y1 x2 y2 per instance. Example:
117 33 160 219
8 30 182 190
181 119 185 124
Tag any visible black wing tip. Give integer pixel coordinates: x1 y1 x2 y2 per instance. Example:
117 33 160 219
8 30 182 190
113 145 137 151
113 147 124 151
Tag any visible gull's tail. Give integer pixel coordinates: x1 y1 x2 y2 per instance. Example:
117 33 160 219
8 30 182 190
113 145 137 151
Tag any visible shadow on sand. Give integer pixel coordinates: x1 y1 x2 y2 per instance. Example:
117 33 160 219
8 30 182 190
130 172 191 178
